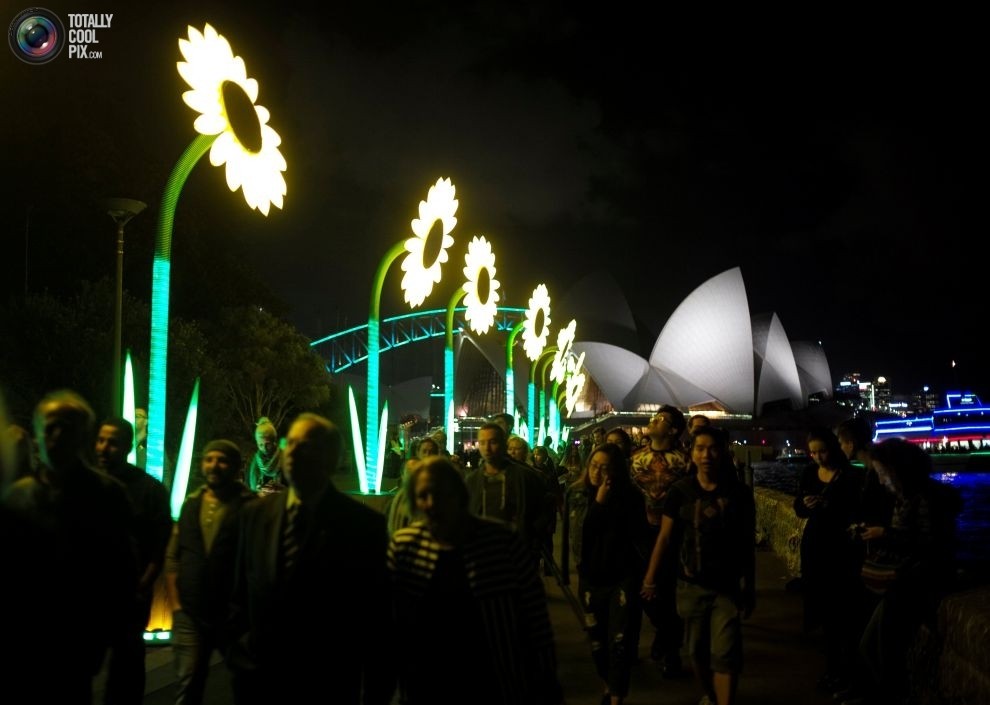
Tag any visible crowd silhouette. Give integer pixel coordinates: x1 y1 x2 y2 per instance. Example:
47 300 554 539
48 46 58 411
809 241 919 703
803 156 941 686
0 387 969 705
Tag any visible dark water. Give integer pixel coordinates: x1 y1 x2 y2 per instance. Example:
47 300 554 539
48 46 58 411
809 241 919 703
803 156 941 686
752 455 990 566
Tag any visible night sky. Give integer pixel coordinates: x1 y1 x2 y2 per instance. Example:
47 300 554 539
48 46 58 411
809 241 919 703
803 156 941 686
2 2 982 398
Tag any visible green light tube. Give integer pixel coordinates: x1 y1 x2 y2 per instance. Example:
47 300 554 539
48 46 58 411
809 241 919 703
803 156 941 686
445 286 466 455
445 350 455 454
540 389 547 443
348 385 368 494
374 402 388 493
365 241 407 495
550 395 559 445
535 348 557 446
169 378 200 520
124 350 137 466
505 320 525 416
527 381 536 443
147 133 216 482
505 370 515 419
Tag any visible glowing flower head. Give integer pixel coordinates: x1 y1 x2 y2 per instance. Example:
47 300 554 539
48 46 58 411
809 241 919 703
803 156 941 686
462 235 500 334
563 352 587 418
400 177 458 307
522 284 551 361
550 319 577 384
177 23 287 215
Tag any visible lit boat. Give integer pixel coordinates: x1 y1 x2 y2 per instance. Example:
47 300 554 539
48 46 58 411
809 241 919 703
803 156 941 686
873 392 990 450
775 448 812 463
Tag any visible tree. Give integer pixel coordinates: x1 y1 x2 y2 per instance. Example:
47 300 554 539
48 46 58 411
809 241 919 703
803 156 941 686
210 306 332 434
0 278 214 451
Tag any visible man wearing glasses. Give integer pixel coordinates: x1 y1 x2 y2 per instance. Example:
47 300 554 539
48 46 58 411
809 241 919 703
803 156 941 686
630 405 691 675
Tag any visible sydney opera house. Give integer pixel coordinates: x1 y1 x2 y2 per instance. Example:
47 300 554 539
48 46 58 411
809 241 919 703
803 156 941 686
563 267 832 418
321 266 833 425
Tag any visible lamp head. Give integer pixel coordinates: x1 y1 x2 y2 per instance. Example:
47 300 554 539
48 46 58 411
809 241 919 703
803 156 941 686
102 197 147 226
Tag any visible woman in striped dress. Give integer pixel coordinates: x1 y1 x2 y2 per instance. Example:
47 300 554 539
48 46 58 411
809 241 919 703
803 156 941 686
388 456 564 705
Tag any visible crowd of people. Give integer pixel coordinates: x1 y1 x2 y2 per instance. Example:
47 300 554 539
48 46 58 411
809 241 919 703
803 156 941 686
792 422 962 705
0 388 966 705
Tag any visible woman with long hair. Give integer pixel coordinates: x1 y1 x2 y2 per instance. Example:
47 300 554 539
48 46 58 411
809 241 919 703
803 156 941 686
793 426 864 695
573 443 649 705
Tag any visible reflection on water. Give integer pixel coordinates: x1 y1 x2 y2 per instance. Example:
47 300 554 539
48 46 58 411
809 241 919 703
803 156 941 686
751 460 804 496
752 456 990 565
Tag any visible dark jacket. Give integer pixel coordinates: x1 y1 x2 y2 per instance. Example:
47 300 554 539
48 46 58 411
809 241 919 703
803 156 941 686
229 486 396 705
173 484 256 631
110 462 172 583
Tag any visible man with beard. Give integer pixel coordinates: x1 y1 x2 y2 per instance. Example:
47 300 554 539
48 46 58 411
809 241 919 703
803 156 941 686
165 439 256 705
95 418 173 705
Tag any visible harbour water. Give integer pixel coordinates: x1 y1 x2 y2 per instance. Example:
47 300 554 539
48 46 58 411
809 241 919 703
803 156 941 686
751 454 990 568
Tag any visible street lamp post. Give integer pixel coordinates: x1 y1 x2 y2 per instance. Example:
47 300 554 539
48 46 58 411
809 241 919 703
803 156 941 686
102 197 146 416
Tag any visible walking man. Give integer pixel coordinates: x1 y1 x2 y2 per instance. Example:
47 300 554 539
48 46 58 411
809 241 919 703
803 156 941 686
166 439 256 705
96 417 173 705
229 413 395 704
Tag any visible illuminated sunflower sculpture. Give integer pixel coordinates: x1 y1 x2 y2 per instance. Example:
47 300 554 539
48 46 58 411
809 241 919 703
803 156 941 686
400 177 458 307
544 319 577 445
177 23 286 214
351 177 458 493
146 22 286 483
522 283 552 361
462 236 500 334
508 283 552 430
550 319 577 385
442 234 499 453
563 351 587 418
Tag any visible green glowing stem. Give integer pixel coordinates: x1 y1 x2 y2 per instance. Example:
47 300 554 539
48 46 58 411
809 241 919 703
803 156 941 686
527 381 536 445
147 134 216 483
365 241 407 494
535 347 557 445
445 286 466 454
505 320 525 416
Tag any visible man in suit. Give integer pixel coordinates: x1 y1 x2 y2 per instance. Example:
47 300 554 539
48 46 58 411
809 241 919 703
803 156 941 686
229 413 395 705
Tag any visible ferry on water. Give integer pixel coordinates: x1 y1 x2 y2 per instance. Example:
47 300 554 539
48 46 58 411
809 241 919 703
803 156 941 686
873 392 990 451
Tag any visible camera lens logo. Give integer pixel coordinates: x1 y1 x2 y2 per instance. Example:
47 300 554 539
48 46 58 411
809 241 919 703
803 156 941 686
8 8 65 64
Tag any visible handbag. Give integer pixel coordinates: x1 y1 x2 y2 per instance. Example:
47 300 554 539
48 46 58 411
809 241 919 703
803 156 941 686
860 545 904 595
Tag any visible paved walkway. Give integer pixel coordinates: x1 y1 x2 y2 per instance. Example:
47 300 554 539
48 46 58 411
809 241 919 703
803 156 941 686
546 546 834 705
110 538 837 705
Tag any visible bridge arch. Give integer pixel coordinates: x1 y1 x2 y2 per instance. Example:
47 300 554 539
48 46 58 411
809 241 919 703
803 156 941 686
310 306 526 374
